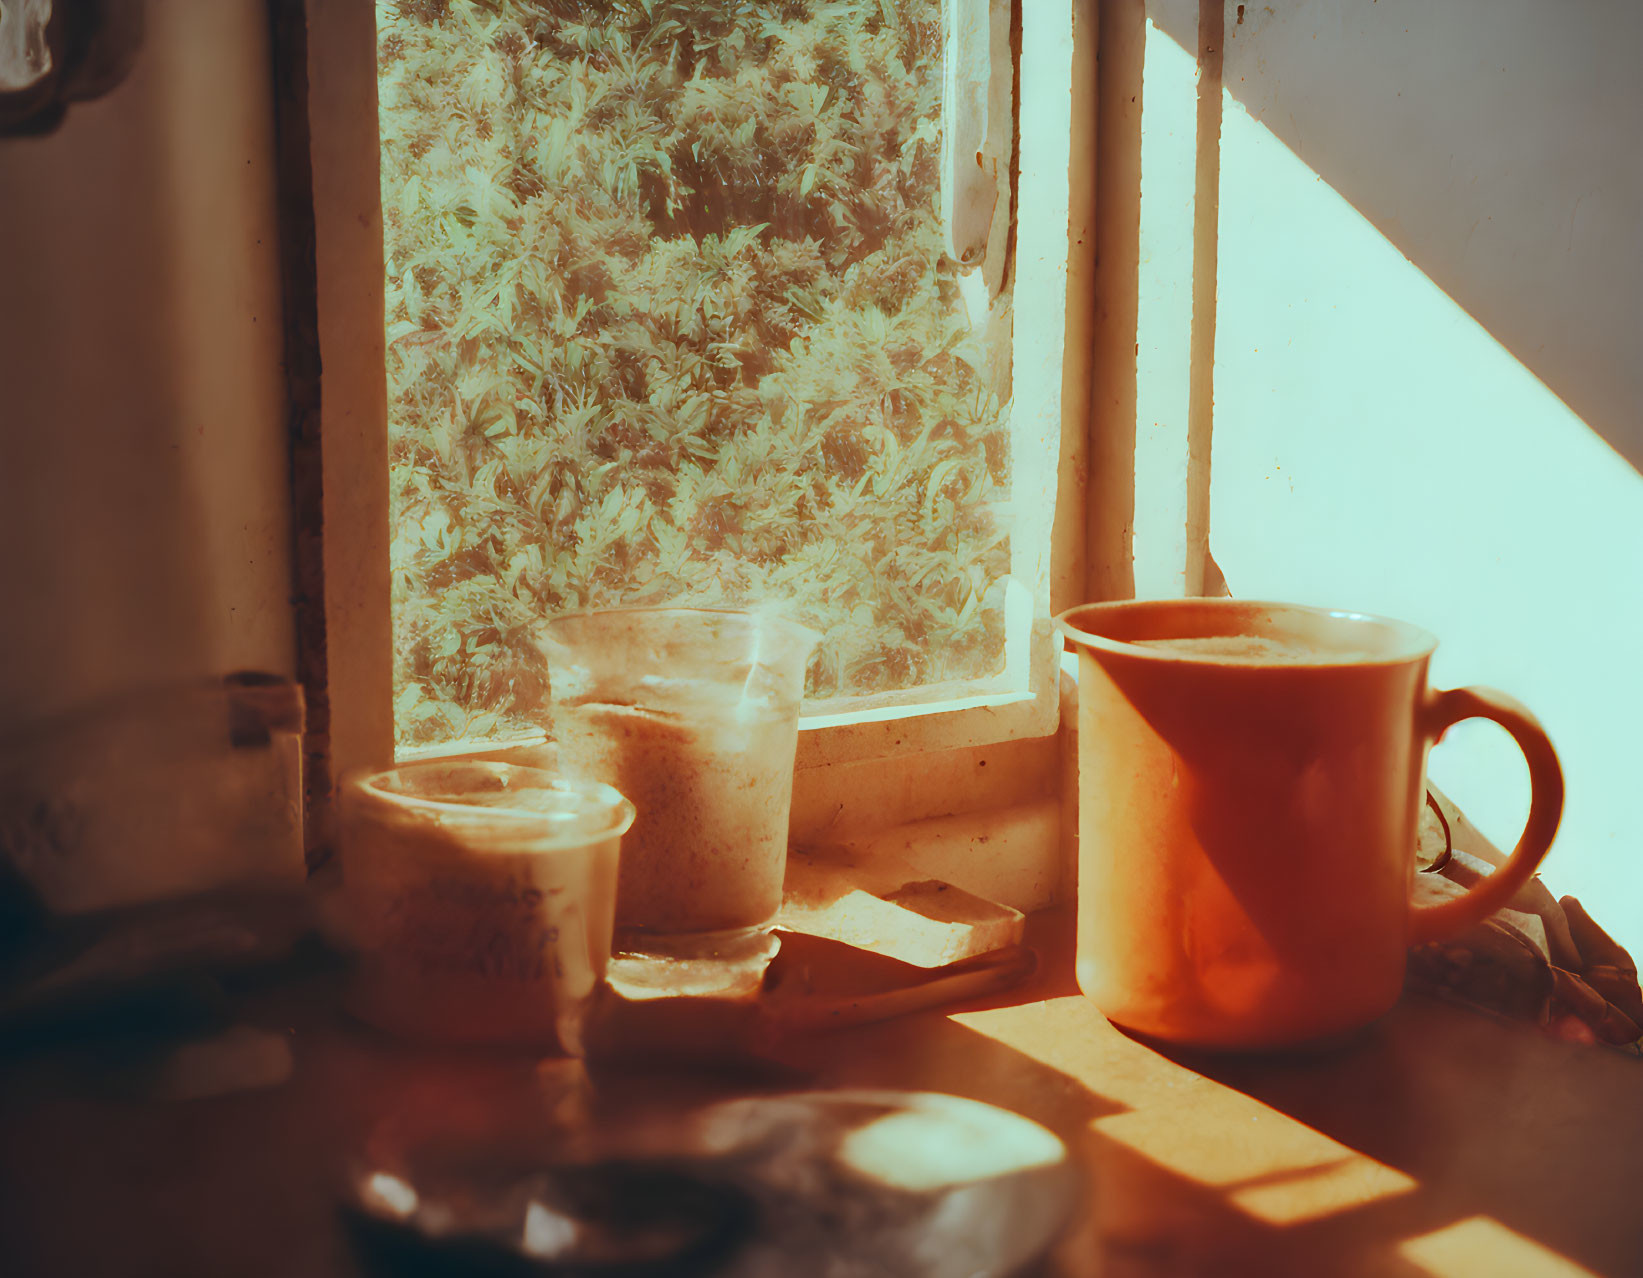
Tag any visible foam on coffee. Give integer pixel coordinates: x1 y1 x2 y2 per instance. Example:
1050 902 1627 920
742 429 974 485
1128 635 1382 664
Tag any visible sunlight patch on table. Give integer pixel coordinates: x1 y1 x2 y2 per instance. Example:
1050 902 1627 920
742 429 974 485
1091 1109 1413 1225
953 997 1415 1223
1225 1155 1414 1226
1400 1216 1599 1278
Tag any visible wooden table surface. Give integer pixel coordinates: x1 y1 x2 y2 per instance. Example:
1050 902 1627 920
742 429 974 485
2 921 1640 1278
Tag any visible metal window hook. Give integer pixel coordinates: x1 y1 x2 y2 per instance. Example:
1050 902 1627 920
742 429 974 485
0 0 144 138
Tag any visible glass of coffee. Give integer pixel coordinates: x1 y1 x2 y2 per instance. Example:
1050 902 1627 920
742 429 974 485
540 607 818 998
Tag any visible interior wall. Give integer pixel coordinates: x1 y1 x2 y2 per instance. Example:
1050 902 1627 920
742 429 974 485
1154 0 1643 472
1140 1 1643 945
0 0 294 731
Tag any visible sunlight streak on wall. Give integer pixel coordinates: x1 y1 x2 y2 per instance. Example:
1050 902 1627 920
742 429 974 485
1206 92 1643 951
1131 20 1199 597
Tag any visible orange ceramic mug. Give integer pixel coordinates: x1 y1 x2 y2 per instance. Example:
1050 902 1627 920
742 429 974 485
1056 599 1564 1049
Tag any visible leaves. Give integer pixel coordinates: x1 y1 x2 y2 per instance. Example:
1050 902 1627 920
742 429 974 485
379 0 1011 748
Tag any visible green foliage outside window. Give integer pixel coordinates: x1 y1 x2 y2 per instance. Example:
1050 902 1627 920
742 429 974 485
379 0 1013 749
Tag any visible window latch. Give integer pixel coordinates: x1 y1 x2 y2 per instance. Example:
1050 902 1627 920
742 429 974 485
941 0 996 269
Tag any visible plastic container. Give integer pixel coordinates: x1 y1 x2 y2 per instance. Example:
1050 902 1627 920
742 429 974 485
335 761 634 1052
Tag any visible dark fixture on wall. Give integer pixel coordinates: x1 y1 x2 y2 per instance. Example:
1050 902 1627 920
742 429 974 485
0 0 143 137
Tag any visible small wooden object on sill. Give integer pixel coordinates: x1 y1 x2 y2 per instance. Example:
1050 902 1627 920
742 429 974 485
587 850 1035 1060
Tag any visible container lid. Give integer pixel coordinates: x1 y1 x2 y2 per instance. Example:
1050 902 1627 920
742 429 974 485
347 761 634 847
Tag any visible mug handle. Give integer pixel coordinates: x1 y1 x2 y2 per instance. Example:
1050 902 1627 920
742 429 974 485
1407 687 1565 945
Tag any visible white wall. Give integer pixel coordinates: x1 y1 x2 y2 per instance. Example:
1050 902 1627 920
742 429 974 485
1142 1 1643 949
1157 0 1643 471
0 0 294 729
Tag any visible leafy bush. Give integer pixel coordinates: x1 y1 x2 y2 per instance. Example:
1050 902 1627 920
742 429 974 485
379 0 1013 748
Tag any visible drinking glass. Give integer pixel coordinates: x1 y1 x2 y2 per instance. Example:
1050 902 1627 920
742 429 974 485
540 607 818 997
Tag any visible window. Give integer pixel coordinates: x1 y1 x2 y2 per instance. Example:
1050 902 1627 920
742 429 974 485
295 0 1096 896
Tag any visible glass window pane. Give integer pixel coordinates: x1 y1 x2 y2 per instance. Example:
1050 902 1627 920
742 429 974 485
378 0 1023 752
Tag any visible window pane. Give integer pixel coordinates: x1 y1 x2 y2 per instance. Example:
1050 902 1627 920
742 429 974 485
378 0 1019 751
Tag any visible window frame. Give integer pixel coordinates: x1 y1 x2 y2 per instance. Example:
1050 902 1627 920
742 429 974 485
291 0 1103 895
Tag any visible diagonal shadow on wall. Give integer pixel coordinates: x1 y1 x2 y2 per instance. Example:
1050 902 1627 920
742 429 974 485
1146 0 1643 475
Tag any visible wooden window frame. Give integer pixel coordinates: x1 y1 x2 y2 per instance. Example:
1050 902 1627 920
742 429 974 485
283 0 1108 906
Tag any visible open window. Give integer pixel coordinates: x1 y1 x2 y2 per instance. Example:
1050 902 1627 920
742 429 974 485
291 0 1097 899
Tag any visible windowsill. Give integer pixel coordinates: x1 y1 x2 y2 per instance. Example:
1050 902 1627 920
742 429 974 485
389 662 1077 920
392 683 1046 770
